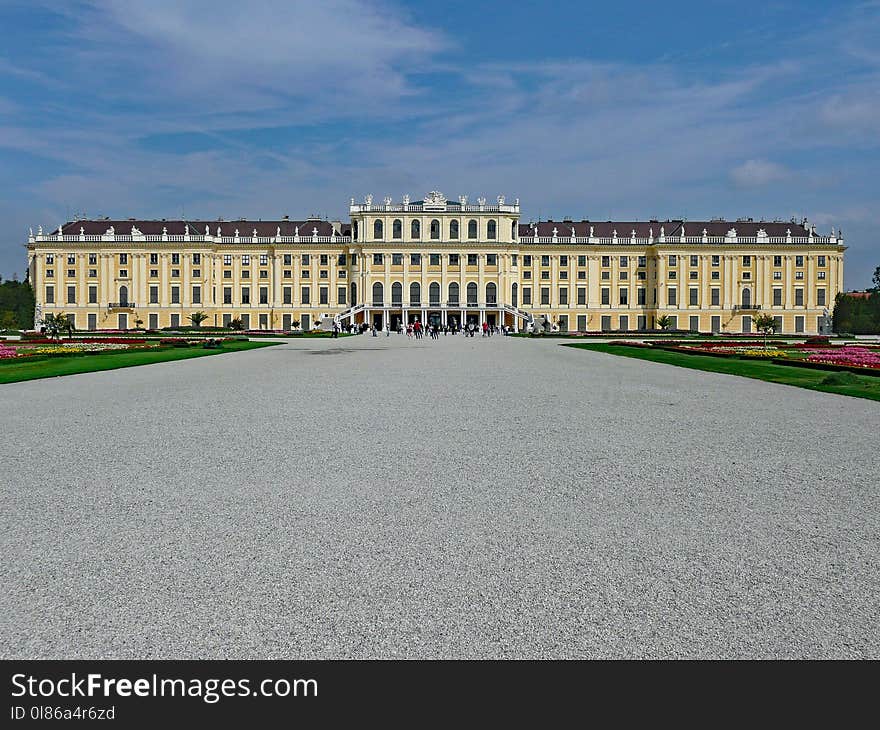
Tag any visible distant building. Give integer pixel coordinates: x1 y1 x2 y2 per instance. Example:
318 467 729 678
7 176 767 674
26 192 844 334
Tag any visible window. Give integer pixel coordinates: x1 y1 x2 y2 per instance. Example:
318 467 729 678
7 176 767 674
668 255 677 266
319 270 327 279
45 285 54 303
373 220 383 239
541 270 550 280
558 255 568 266
486 254 497 266
467 220 478 239
540 287 550 305
337 254 346 266
689 270 698 280
150 286 159 304
522 287 532 305
68 269 75 277
193 269 201 278
637 271 646 280
741 288 751 307
372 282 383 305
523 255 532 266
430 253 441 266
410 253 421 266
467 254 478 266
742 255 751 266
712 255 720 266
577 287 586 306
224 255 232 265
578 255 587 267
449 220 459 239
487 219 497 239
601 287 610 306
817 288 826 306
743 272 751 280
711 288 720 306
448 282 459 304
601 271 610 280
282 287 291 305
449 253 459 266
283 270 291 278
560 271 568 280
818 255 826 267
558 287 567 305
512 254 518 266
795 255 804 267
795 315 805 334
171 253 179 265
411 220 421 238
690 255 699 267
170 269 179 278
410 282 421 304
120 253 128 265
430 219 440 239
224 287 233 305
171 286 180 304
689 288 698 306
301 254 310 265
319 287 328 305
619 271 627 280
192 286 201 305
67 285 76 304
373 253 383 266
668 271 677 279
619 256 628 267
301 287 310 305
541 255 550 267
338 286 347 305
619 288 628 306
577 315 587 331
818 271 826 280
387 253 400 267
774 255 782 267
259 254 267 266
578 271 587 280
484 282 495 305
193 253 201 265
795 289 804 306
467 282 478 305
637 256 646 268
773 288 782 306
795 271 804 280
283 254 292 266
89 253 97 265
170 314 180 329
512 283 518 306
46 269 54 278
773 271 782 280
667 288 677 306
150 269 158 278
88 286 97 304
523 271 532 280
637 288 646 305
711 271 720 280
241 287 250 305
393 219 402 239
601 256 610 267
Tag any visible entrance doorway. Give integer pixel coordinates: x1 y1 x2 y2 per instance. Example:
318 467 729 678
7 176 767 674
373 313 383 329
428 312 442 328
486 313 496 327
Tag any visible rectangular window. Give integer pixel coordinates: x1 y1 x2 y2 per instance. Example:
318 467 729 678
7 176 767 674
45 285 54 303
319 254 328 266
618 271 627 281
774 255 782 267
773 288 782 306
119 253 128 265
449 254 460 266
773 271 782 280
577 287 586 305
689 270 698 280
601 271 610 280
241 287 250 305
119 269 128 278
817 288 826 307
319 287 328 305
486 254 497 266
601 315 611 331
338 254 346 266
601 287 610 305
192 286 201 305
171 253 179 265
170 314 180 329
282 287 291 305
619 315 628 331
619 288 628 306
711 288 720 306
637 288 646 305
300 270 308 278
540 287 550 305
193 253 201 265
689 288 698 306
522 287 531 305
560 255 569 266
301 287 310 304
577 315 587 331
283 270 291 279
224 255 232 265
638 256 647 267
88 286 97 304
430 253 441 266
372 253 383 266
260 287 268 305
150 286 159 304
301 254 310 266
541 271 550 280
467 254 478 266
66 254 76 265
817 255 826 267
668 255 677 267
523 255 532 266
193 269 201 278
88 253 97 265
795 255 804 267
712 255 720 266
318 270 327 279
524 271 531 280
619 256 628 267
559 288 568 305
690 255 699 267
742 272 751 280
795 271 804 280
511 254 518 266
601 256 610 267
742 255 751 266
578 271 587 280
795 289 804 306
171 269 180 278
578 255 587 267
818 271 826 280
171 286 180 304
410 253 421 266
667 288 677 307
224 287 233 305
260 254 268 266
283 254 292 266
668 271 677 279
66 285 76 304
711 271 720 280
689 315 700 332
338 287 346 305
223 270 231 279
89 269 97 278
68 269 76 278
795 315 805 333
240 314 249 330
540 255 550 267
148 314 157 330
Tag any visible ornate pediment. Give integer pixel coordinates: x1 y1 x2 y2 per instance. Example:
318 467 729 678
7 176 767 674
424 190 446 206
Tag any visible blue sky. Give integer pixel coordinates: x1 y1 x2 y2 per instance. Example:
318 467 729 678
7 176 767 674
0 0 877 287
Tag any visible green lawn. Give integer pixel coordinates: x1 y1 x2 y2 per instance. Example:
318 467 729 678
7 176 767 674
0 341 278 384
566 343 880 402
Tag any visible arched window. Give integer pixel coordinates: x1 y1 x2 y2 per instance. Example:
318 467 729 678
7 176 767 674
393 219 402 239
119 285 129 305
430 219 440 239
411 220 421 239
511 221 517 240
450 220 459 239
467 281 478 305
373 219 383 240
372 282 383 306
742 288 751 307
350 282 357 305
448 282 459 304
429 282 440 305
486 282 497 304
410 282 421 305
391 282 402 305
467 219 478 239
512 282 518 307
487 219 497 239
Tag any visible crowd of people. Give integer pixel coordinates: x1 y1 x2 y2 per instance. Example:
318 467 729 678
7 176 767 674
336 319 513 339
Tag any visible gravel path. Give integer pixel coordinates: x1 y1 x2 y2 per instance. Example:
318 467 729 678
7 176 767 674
1 333 878 658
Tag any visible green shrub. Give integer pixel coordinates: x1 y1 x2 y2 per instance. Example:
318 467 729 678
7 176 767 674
820 371 862 386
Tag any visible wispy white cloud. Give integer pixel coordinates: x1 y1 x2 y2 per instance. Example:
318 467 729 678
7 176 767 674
730 160 791 187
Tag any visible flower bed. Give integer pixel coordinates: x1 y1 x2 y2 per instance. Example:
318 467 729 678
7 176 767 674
804 347 880 370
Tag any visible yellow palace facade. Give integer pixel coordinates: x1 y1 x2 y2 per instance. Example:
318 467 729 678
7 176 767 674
26 191 845 334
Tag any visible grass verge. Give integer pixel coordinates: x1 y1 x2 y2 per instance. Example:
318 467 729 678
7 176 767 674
566 343 880 402
0 341 278 384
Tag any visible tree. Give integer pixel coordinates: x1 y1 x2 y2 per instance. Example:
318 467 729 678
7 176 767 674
753 312 778 349
189 311 208 328
228 317 244 331
0 310 18 331
134 317 144 330
657 315 672 331
291 319 301 330
0 279 35 330
40 312 67 341
873 265 880 292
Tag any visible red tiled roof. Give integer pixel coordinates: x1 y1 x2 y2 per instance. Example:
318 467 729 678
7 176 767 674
519 219 813 238
60 219 338 237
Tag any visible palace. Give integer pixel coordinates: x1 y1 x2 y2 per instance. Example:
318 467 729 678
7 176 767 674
26 192 845 334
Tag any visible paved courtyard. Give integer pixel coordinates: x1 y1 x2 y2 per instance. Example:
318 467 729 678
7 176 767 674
1 333 878 659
